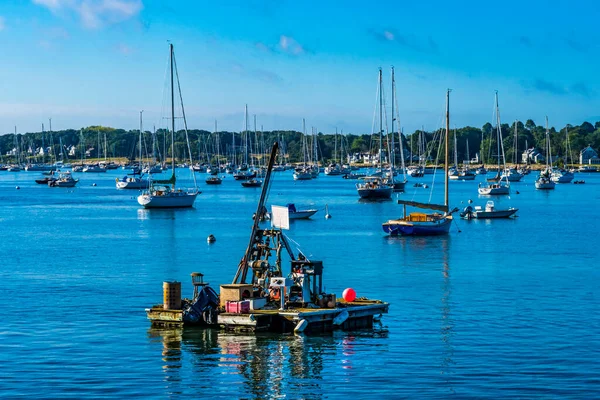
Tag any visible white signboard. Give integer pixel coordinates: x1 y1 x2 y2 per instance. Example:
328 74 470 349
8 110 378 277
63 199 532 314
271 205 290 230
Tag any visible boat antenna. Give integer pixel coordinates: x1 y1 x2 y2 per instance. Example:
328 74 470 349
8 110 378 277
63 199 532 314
233 141 280 284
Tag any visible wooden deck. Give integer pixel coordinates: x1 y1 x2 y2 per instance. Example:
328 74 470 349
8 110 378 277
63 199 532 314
147 298 389 334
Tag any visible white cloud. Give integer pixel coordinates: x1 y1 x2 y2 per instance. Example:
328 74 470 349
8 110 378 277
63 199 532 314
32 0 143 29
279 35 304 55
0 16 6 31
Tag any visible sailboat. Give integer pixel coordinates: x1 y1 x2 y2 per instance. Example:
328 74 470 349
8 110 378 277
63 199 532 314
478 92 510 195
389 66 407 192
407 128 425 177
535 117 556 190
117 111 150 189
382 90 455 236
206 121 223 185
550 126 575 183
500 121 524 182
293 119 313 181
356 68 392 200
324 128 342 175
137 43 199 208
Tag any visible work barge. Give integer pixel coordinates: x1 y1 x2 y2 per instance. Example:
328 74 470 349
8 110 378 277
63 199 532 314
146 142 389 334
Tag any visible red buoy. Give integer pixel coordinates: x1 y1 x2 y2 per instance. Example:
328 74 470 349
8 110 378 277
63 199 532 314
342 288 356 302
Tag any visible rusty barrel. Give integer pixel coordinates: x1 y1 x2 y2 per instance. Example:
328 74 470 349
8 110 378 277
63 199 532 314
163 281 181 310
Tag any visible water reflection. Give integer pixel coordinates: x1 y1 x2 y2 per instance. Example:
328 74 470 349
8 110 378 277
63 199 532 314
440 237 455 394
358 198 393 204
147 327 388 398
383 235 455 391
137 208 197 220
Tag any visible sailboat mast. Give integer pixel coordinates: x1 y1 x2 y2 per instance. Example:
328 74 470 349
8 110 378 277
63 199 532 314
514 120 518 166
391 67 395 170
170 43 175 175
444 89 450 208
139 111 143 165
378 68 383 168
244 104 249 165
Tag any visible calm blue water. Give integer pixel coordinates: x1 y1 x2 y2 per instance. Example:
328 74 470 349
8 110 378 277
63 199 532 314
1 168 599 398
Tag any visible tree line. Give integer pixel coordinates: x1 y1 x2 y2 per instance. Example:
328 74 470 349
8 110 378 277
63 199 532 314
1 119 599 165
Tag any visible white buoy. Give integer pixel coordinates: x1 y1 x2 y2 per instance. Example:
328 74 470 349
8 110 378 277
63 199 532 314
207 234 216 243
333 310 349 326
325 204 331 219
294 319 309 334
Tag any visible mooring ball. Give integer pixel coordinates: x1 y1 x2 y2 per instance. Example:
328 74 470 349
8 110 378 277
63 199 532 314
342 288 356 302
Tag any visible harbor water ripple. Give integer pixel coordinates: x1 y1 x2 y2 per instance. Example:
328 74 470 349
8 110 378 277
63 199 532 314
1 169 599 398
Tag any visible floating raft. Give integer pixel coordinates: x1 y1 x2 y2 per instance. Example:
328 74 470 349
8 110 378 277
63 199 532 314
146 298 389 334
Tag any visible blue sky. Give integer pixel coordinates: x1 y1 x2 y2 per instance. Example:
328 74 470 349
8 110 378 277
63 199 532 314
0 0 598 135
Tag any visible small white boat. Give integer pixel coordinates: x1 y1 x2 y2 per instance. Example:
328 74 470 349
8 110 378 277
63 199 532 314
293 170 312 180
460 201 517 219
116 176 149 189
501 168 523 182
48 172 78 187
550 168 574 183
535 171 556 190
478 181 510 195
285 204 318 219
356 176 393 199
138 187 198 208
83 164 107 173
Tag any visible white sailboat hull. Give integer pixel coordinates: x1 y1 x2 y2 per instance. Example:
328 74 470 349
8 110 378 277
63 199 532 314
116 179 149 189
289 209 318 219
535 181 555 190
137 191 198 208
478 185 510 195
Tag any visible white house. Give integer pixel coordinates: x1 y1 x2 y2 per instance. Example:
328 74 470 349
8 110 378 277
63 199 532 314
579 146 600 165
522 148 545 164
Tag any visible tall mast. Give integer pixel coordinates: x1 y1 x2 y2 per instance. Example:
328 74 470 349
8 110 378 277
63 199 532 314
49 118 53 164
244 104 249 165
215 120 219 166
41 123 45 164
378 67 383 168
254 114 257 166
514 120 519 165
139 110 144 165
391 67 395 170
546 115 552 169
444 89 450 208
170 43 175 176
334 127 338 164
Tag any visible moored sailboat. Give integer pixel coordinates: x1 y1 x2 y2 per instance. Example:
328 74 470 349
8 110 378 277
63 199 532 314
478 92 510 195
382 90 455 236
137 43 199 208
535 117 556 190
356 68 392 200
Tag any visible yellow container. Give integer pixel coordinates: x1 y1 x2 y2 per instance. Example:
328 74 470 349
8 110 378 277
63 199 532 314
163 281 181 310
